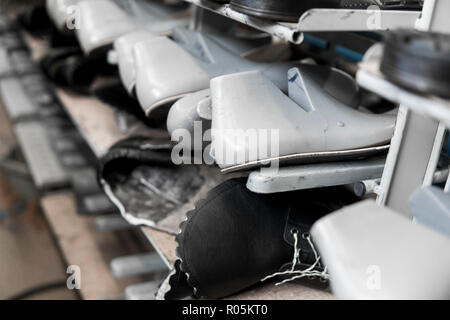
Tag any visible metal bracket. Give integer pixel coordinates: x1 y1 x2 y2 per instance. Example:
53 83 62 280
356 0 450 216
95 215 134 231
247 157 385 194
184 0 421 44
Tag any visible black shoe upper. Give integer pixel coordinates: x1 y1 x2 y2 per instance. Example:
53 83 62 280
171 178 359 299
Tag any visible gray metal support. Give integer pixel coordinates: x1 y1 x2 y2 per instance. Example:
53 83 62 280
376 0 449 217
125 281 161 300
379 110 441 215
95 215 134 231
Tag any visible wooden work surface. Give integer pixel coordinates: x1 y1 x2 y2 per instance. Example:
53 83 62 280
56 89 127 158
41 192 151 300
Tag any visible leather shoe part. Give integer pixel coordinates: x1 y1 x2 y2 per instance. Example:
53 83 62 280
42 46 115 94
133 27 299 117
99 136 228 234
340 0 423 10
162 178 358 299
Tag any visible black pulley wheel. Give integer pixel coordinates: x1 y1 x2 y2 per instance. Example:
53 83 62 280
380 30 450 99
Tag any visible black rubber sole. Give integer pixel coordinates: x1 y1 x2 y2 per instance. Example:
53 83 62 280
230 0 422 22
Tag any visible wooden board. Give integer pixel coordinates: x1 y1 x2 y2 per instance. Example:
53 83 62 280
0 97 16 158
41 192 151 300
56 89 127 158
22 32 49 62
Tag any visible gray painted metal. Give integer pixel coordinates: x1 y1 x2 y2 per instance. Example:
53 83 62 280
0 78 38 121
0 47 13 77
410 186 450 237
184 1 420 44
356 3 450 216
95 215 134 232
14 121 68 190
211 66 395 172
247 157 385 194
110 252 168 278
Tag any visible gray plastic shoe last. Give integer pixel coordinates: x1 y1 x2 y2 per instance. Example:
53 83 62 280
114 30 157 95
134 27 302 116
210 65 395 172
